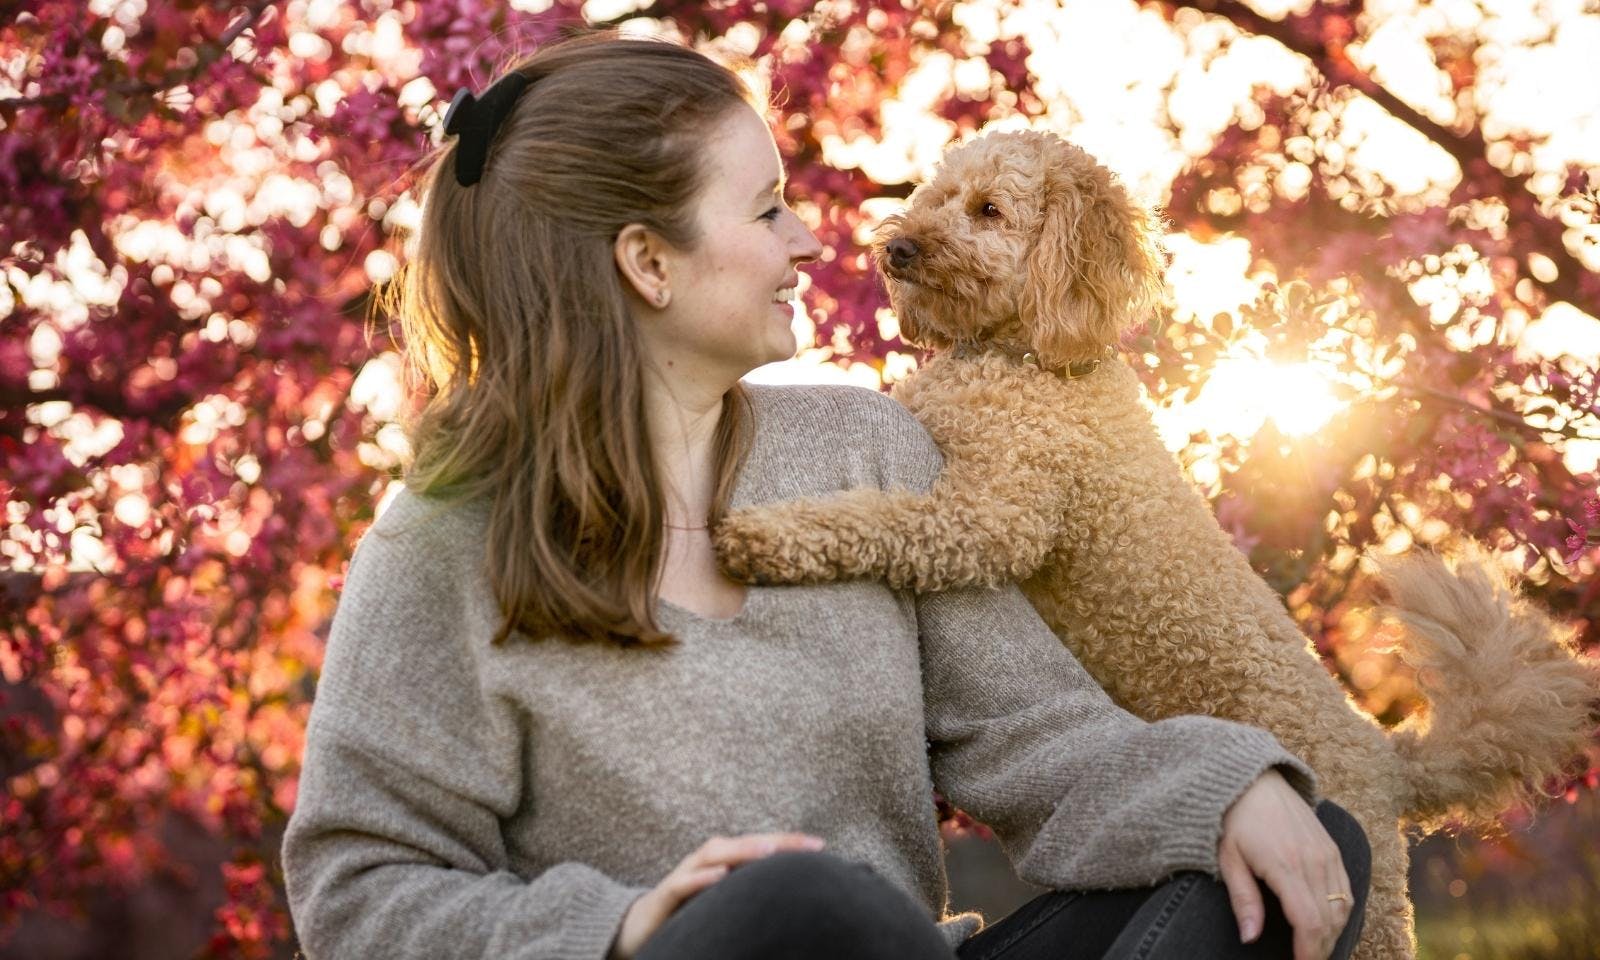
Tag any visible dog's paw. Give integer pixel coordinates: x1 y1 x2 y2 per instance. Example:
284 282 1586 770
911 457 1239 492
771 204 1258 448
711 507 802 584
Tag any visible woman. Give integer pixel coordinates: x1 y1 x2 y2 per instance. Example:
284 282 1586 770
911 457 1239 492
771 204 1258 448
280 31 1370 960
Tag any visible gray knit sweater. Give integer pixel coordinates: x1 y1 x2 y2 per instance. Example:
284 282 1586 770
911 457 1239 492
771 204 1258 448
280 380 1318 960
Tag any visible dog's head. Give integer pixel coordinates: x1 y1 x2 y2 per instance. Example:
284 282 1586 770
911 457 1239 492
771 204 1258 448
872 129 1167 367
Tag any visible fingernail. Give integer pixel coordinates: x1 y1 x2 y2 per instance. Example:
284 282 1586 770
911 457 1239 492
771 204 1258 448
1240 917 1259 942
803 836 826 849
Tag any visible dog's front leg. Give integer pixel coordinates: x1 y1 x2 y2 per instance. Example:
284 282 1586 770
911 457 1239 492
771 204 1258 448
713 449 1069 592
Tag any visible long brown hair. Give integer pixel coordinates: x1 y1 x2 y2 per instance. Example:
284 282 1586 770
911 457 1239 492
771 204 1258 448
378 32 763 647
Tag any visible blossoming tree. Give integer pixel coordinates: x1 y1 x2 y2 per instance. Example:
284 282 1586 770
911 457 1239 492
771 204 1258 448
2 0 1596 956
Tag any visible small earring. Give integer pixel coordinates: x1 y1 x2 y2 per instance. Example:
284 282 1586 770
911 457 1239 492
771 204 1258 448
656 290 669 307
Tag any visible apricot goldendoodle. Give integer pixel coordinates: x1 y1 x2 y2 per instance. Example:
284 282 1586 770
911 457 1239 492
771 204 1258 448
712 129 1598 960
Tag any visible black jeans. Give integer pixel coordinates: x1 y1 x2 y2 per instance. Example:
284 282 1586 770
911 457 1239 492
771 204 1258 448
634 799 1371 960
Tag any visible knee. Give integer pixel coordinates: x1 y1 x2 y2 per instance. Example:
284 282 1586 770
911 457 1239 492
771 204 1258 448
720 850 890 919
1314 800 1372 892
726 848 873 891
721 850 934 938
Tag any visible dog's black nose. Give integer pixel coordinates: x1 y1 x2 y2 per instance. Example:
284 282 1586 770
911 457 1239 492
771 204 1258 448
886 236 919 267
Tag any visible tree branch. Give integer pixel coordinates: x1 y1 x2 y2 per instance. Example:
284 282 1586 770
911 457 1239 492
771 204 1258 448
1396 382 1600 441
588 0 664 28
0 0 277 110
1167 0 1597 313
0 380 193 432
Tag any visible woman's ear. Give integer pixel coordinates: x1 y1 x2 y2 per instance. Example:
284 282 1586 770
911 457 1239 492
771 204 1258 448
1019 153 1167 367
613 223 671 305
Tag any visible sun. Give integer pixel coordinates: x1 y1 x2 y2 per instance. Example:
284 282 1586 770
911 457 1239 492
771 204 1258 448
1237 358 1346 436
1154 355 1347 449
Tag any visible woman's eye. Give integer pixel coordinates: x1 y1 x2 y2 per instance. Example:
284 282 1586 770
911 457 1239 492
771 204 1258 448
979 202 1001 219
760 206 781 222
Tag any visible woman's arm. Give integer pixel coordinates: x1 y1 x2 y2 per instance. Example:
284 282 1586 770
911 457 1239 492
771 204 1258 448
284 723 648 960
712 385 1072 591
866 398 1321 890
917 583 1319 891
281 496 648 960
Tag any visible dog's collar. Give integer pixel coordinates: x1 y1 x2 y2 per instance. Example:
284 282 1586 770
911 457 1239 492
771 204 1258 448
947 342 1113 380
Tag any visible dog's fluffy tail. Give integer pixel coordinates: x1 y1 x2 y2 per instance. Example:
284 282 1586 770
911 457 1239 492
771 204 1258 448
1366 539 1599 833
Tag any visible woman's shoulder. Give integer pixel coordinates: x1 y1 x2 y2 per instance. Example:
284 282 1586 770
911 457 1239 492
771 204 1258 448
740 379 944 493
370 483 489 537
313 485 503 755
341 485 488 600
742 379 930 441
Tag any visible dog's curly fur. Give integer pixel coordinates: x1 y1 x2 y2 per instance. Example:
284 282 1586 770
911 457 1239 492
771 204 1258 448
711 129 1600 960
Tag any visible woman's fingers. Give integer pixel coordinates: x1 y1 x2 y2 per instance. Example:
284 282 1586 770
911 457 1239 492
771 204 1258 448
1257 852 1332 960
689 832 825 871
614 833 829 960
1217 838 1264 943
1296 815 1350 954
1320 834 1354 945
659 833 826 923
1237 807 1342 960
664 864 729 906
1220 774 1368 960
1275 829 1354 960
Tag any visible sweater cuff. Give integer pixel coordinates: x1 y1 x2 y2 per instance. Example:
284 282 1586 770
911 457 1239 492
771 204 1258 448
550 867 650 960
1159 723 1321 879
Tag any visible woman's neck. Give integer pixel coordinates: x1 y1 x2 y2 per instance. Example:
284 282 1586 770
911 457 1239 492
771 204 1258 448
643 375 729 527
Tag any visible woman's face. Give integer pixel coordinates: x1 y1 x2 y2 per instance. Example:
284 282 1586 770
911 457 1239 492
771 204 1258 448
640 105 823 387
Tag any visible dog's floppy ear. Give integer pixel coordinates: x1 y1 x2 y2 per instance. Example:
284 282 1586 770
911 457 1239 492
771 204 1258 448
1019 144 1167 366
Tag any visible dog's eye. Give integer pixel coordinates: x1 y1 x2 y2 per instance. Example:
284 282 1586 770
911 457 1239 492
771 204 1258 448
979 202 1001 219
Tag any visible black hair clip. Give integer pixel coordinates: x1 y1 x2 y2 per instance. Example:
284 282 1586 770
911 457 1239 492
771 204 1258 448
442 72 533 187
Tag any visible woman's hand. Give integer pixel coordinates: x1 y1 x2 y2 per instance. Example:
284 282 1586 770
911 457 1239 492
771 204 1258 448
1218 769 1353 960
607 832 827 960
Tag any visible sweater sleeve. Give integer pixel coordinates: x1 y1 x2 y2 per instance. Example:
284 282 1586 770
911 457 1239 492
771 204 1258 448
281 495 649 960
856 388 1321 891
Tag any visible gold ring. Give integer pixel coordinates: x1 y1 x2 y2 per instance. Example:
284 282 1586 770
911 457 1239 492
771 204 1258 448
1326 893 1351 903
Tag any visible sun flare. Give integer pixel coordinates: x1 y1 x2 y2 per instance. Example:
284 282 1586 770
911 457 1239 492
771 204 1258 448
1155 356 1347 450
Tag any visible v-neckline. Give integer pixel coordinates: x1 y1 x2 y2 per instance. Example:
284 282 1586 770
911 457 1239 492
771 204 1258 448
655 586 763 627
653 385 769 628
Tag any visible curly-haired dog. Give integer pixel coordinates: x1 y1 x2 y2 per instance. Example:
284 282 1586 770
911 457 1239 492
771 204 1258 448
711 129 1599 960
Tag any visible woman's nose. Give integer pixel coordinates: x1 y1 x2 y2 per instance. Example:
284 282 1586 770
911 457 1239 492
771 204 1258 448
793 223 823 262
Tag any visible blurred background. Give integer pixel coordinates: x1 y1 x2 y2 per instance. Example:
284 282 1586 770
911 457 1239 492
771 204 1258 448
2 0 1597 957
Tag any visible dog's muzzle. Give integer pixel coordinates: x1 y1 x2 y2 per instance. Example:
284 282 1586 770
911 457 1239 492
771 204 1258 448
885 236 919 270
